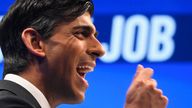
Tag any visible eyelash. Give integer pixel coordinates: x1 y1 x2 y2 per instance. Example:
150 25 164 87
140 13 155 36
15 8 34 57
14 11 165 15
74 31 90 38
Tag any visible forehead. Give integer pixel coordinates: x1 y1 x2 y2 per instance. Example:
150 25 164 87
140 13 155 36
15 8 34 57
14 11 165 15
67 12 96 31
53 12 96 35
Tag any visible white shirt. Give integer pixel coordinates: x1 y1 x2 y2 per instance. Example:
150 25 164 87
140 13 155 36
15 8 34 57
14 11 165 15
4 74 51 108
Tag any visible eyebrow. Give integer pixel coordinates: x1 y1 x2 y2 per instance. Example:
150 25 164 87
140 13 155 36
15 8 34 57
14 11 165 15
72 25 98 37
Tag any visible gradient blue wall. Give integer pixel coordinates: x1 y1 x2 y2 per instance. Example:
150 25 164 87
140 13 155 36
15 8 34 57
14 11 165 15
0 0 192 108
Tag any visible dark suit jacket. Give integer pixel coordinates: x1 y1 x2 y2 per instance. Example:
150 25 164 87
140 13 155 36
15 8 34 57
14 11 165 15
0 80 41 108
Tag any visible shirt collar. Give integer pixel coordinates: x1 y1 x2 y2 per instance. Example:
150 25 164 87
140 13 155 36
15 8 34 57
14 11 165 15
4 74 51 108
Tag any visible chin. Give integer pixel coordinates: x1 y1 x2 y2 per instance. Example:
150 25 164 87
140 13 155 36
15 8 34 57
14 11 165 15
62 89 86 104
74 97 85 104
73 91 86 103
64 95 85 104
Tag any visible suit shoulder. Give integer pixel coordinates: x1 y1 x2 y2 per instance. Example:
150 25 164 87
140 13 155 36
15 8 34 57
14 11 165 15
0 95 34 108
0 80 41 108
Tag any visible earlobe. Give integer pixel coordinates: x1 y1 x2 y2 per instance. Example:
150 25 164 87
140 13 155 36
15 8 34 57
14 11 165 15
21 28 46 58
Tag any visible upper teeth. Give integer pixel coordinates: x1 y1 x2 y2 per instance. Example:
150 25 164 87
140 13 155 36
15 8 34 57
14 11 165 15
77 66 94 72
78 66 91 69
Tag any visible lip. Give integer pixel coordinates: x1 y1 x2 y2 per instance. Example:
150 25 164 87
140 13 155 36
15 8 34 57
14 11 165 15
76 61 96 73
77 62 96 69
76 61 96 87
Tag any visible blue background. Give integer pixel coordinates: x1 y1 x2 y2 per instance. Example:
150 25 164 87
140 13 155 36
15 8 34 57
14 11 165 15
0 0 192 108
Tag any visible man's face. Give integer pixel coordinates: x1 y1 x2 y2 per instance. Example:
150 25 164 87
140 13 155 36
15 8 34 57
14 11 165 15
43 12 105 104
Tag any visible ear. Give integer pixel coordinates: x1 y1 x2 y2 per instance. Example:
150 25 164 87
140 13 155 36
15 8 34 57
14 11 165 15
21 28 45 57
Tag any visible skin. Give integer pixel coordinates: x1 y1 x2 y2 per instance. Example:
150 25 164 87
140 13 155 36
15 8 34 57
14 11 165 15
20 11 168 108
124 65 168 108
21 12 105 107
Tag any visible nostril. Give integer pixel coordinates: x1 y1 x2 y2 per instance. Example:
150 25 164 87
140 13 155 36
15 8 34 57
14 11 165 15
91 52 100 58
88 47 105 58
87 41 106 58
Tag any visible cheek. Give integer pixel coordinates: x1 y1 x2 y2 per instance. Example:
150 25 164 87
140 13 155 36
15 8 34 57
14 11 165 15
63 40 85 64
47 39 86 80
44 39 87 99
47 38 85 66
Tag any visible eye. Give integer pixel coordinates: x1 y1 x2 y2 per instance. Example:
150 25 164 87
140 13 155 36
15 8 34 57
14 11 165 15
73 30 91 39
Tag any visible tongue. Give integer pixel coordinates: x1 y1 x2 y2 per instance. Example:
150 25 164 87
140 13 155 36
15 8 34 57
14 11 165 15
78 72 85 77
77 67 89 73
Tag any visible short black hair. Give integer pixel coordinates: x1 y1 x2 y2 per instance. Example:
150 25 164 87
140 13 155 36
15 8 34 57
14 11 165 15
0 0 94 77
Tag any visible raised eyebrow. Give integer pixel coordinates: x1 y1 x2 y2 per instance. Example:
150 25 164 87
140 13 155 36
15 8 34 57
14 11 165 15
72 26 92 31
72 25 97 36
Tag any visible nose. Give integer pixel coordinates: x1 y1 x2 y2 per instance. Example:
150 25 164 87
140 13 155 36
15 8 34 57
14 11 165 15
86 37 105 58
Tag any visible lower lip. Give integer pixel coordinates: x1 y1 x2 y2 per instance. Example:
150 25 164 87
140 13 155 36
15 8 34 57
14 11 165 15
82 77 89 87
78 74 89 88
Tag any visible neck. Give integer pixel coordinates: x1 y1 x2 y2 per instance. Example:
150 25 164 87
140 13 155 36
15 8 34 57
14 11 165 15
19 63 60 108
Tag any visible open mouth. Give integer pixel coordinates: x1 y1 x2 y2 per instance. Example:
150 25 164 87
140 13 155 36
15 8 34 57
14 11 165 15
76 62 96 87
76 65 94 78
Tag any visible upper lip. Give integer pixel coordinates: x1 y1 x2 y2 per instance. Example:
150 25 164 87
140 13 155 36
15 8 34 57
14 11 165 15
76 61 96 73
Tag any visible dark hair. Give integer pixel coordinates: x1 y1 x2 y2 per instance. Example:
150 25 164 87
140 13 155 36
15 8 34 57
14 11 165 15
0 0 94 77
